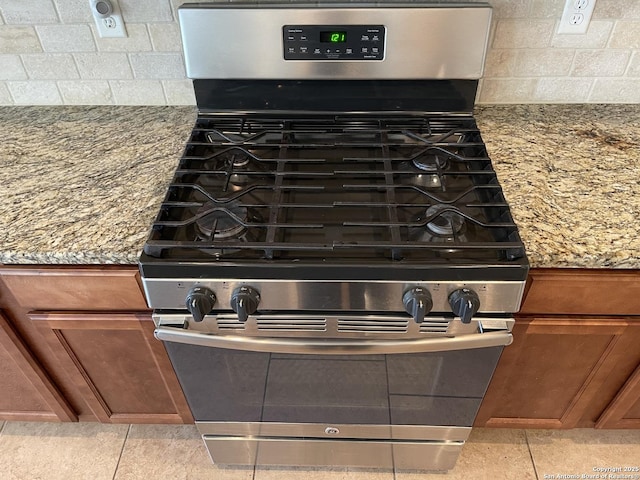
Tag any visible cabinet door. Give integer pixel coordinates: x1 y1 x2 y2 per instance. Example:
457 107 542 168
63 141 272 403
29 311 192 424
476 316 640 429
596 363 640 429
0 311 76 422
596 324 640 429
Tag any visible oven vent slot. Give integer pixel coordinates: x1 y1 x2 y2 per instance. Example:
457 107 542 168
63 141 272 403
256 318 326 332
216 317 245 330
337 318 409 334
419 319 451 334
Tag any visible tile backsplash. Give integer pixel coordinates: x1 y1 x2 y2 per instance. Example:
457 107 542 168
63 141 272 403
0 0 638 105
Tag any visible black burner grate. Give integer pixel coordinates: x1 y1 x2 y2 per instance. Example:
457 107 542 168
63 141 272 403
144 114 525 263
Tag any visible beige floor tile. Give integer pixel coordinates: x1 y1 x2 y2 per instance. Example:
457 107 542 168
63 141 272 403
0 421 128 480
114 424 254 480
527 429 640 479
255 466 393 480
395 428 537 480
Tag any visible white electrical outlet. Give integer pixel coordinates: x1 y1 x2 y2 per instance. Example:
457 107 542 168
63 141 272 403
90 0 127 38
558 0 597 34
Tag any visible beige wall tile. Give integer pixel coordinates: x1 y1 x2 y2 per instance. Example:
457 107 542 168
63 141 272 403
0 1 635 105
478 78 538 103
493 20 555 48
130 53 185 79
488 0 530 19
0 54 27 80
551 20 614 48
593 0 640 19
484 49 517 77
0 82 12 104
0 422 127 480
590 78 640 102
93 24 152 52
119 0 173 22
0 26 42 53
534 77 593 102
149 23 182 52
22 53 78 79
530 0 563 19
609 21 640 48
163 79 196 105
37 25 95 52
0 0 58 24
627 52 640 76
55 0 94 23
572 50 631 77
514 49 575 76
58 80 113 104
110 79 165 104
74 52 132 79
9 80 62 104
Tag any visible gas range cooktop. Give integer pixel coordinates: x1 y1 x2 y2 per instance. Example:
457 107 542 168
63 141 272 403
141 113 526 272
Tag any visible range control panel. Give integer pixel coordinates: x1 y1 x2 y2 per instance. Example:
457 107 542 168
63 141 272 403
283 25 385 61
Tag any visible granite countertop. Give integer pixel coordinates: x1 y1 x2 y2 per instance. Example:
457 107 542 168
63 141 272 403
0 104 638 268
476 104 640 268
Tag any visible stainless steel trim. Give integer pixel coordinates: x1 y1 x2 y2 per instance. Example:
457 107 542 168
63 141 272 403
154 313 513 339
202 435 463 470
154 325 512 354
196 421 471 442
178 5 492 79
142 278 526 313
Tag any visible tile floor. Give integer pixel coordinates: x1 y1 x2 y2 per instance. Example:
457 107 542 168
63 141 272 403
0 421 638 480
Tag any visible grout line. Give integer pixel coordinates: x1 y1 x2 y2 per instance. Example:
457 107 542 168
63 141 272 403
524 430 541 480
111 423 132 480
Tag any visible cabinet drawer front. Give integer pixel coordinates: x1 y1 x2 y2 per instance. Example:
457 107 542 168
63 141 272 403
521 269 640 315
0 267 148 310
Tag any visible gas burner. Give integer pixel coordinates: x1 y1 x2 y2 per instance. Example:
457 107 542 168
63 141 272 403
195 201 249 241
425 205 465 237
203 148 254 171
412 153 448 172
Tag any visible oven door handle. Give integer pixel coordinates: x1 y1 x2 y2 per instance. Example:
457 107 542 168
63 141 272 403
154 326 512 355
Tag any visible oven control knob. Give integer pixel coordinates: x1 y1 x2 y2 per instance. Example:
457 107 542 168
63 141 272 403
230 286 260 323
449 288 481 324
402 287 433 324
185 286 217 323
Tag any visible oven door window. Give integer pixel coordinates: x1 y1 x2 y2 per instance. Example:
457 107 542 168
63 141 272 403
165 343 502 427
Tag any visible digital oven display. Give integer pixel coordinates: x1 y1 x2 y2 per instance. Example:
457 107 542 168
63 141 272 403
320 31 346 43
283 24 384 60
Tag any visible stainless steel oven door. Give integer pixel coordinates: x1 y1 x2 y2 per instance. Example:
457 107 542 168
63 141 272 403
155 313 512 469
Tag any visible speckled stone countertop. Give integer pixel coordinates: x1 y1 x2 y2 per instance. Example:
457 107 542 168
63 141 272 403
0 104 638 268
0 106 195 264
476 104 640 268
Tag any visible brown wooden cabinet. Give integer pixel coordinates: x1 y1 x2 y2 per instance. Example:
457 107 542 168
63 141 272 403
0 266 192 424
0 311 76 422
597 363 640 428
476 268 640 429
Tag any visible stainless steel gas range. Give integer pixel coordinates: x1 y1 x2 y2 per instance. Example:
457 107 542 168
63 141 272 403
139 2 529 472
